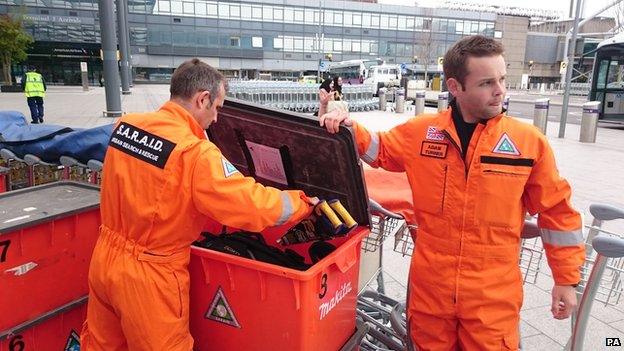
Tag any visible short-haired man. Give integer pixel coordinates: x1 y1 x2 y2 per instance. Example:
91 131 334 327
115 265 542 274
320 36 584 350
81 58 316 350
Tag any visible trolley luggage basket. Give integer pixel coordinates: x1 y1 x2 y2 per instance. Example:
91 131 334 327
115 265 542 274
576 203 624 306
391 215 546 284
363 199 406 252
517 219 545 285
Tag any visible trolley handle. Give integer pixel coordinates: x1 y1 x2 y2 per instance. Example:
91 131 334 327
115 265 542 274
592 235 624 258
589 203 624 222
571 235 624 351
389 302 407 343
369 199 404 220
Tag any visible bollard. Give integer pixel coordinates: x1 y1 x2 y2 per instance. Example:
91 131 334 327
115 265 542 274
579 101 601 143
395 88 405 113
502 96 510 112
533 98 550 135
438 92 449 112
378 88 387 112
414 90 425 116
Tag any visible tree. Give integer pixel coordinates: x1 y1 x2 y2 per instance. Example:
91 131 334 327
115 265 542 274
414 19 436 86
0 14 33 85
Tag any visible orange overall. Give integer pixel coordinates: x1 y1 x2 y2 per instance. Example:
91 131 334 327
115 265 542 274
81 101 312 350
352 109 584 350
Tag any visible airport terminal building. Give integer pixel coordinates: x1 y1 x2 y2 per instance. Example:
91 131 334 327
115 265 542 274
1 0 536 86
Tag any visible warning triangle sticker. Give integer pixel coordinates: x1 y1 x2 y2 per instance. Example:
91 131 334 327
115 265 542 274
205 286 241 328
221 158 239 178
64 330 81 351
492 133 520 155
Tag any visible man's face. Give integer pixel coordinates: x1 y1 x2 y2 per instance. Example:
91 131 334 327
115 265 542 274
448 55 507 123
199 84 226 128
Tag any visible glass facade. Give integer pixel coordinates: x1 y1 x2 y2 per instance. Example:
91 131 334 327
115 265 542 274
1 0 495 82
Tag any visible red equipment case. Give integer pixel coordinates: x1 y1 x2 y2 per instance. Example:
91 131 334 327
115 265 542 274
0 182 100 332
189 99 371 351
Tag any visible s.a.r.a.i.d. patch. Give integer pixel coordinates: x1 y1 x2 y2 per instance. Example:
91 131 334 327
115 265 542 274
205 286 241 328
492 133 520 156
109 122 176 169
221 157 239 178
64 330 81 351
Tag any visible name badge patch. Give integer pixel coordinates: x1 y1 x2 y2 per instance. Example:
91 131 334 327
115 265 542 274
420 141 448 159
109 122 176 169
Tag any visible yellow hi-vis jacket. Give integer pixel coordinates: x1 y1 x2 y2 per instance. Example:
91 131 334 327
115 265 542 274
24 72 46 98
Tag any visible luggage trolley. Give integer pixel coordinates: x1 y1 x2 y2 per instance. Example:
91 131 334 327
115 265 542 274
356 169 415 351
566 203 624 350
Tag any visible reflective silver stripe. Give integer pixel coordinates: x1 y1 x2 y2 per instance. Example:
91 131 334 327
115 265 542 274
540 228 584 246
361 131 379 164
276 191 295 226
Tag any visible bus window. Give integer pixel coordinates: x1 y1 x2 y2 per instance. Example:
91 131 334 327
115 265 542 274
596 60 609 89
607 60 624 89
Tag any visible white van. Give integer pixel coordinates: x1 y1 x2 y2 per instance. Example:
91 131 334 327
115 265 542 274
364 64 402 91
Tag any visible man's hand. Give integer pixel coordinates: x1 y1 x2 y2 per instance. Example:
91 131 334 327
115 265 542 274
319 109 352 134
551 285 578 320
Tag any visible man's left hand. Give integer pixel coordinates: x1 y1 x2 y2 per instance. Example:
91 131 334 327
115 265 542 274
551 285 577 320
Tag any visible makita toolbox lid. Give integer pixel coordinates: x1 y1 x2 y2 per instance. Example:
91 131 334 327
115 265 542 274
209 98 369 227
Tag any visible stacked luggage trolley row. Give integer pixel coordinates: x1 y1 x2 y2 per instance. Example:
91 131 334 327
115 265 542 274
0 148 103 193
226 81 380 113
359 202 624 350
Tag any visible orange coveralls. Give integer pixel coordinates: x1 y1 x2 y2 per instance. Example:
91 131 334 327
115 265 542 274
80 101 312 350
352 109 584 350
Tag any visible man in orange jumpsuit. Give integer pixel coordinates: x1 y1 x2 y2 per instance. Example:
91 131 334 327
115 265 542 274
81 59 316 350
320 36 585 350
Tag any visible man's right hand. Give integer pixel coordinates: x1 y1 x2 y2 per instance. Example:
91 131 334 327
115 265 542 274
319 109 352 134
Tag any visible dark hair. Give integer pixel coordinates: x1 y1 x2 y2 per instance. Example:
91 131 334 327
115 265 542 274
332 76 342 95
443 35 504 87
170 58 228 102
319 78 333 93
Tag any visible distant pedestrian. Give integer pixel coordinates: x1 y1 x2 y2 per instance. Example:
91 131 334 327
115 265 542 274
99 74 104 87
22 66 46 124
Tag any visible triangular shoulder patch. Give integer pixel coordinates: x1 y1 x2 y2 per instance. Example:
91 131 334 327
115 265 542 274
205 286 241 328
492 133 520 155
221 157 239 178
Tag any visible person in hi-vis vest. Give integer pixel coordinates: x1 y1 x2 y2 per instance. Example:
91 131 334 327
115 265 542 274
22 66 47 124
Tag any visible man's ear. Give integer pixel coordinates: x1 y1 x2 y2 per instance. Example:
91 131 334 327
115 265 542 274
446 78 461 96
195 90 210 109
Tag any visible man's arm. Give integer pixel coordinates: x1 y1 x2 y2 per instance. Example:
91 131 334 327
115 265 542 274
319 109 412 172
191 145 315 232
522 136 584 319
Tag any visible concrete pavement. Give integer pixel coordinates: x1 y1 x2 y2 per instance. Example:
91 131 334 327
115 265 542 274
2 85 624 350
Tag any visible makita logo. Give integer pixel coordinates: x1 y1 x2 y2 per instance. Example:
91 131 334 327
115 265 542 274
319 282 352 320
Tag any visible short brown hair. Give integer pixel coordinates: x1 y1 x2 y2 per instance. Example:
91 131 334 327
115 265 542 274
443 35 504 87
170 58 228 102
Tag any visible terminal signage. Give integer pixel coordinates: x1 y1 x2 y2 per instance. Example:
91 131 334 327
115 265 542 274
22 14 94 25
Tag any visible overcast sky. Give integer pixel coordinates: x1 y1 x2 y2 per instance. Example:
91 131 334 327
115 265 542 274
378 0 620 19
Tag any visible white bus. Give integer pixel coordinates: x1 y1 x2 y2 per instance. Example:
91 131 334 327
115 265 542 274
328 59 383 84
364 64 402 91
590 33 624 123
